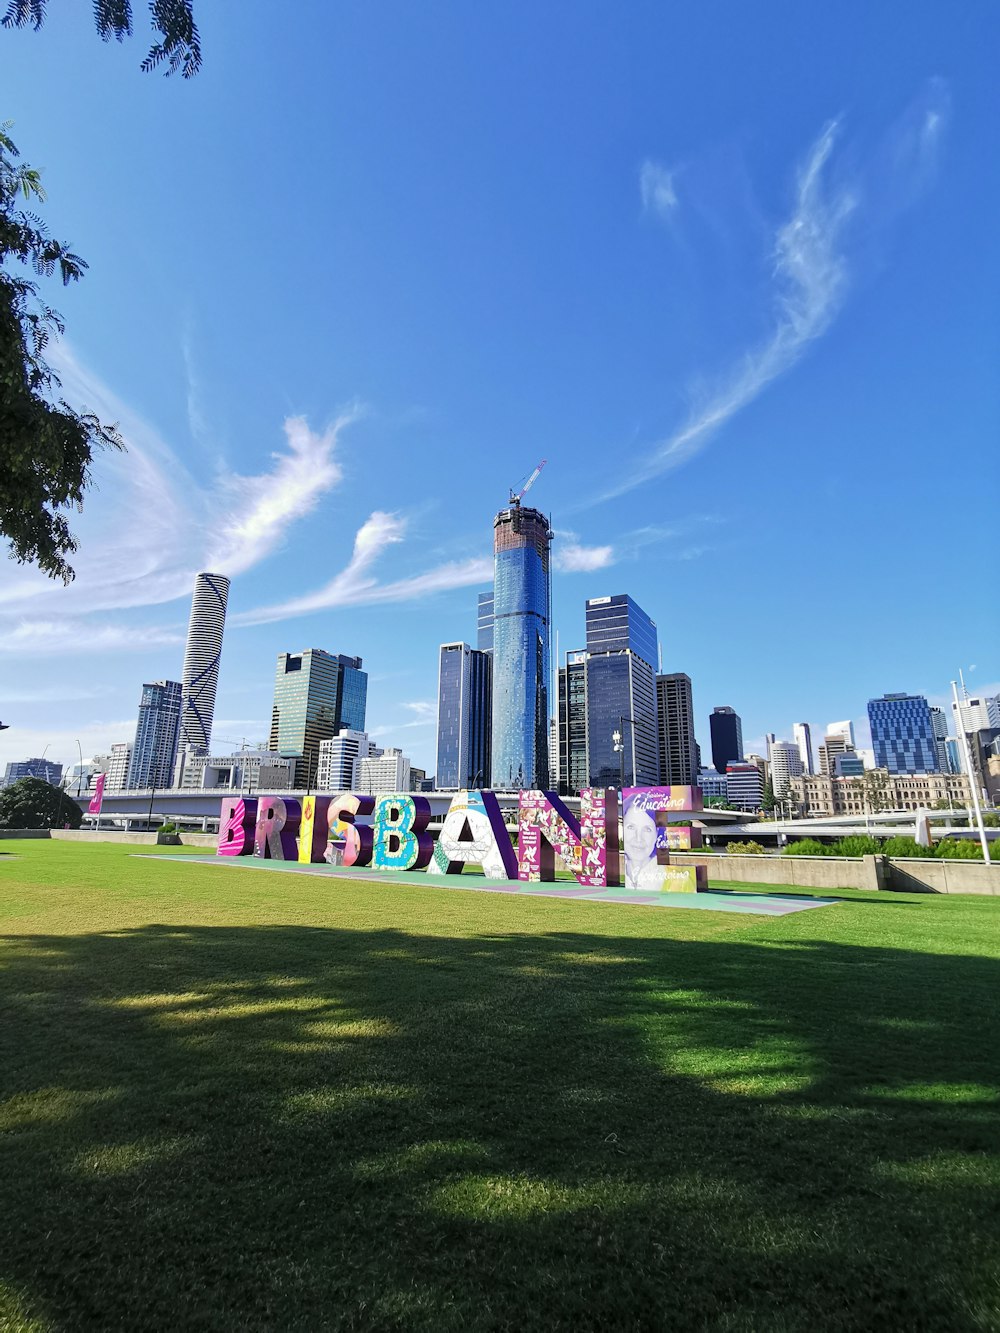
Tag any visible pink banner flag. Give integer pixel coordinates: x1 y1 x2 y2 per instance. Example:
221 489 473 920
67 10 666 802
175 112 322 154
88 773 106 815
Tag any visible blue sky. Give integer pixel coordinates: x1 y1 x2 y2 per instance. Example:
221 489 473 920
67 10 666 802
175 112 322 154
1 1 997 777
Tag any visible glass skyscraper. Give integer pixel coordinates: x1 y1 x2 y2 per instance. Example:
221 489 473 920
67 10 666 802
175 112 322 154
657 672 698 786
269 649 367 789
435 642 492 789
127 680 182 789
709 706 743 773
868 693 941 774
584 595 659 788
557 649 589 795
477 591 494 652
490 505 552 789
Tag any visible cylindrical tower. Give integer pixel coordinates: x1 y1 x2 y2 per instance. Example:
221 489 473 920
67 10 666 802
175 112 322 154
178 572 230 754
490 505 552 789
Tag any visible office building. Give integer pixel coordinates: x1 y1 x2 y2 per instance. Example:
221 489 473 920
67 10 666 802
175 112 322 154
435 642 492 789
828 720 856 748
585 594 658 788
127 680 182 789
490 504 552 789
952 694 1000 737
106 743 133 792
269 650 368 789
929 706 950 774
477 591 495 653
180 748 293 793
178 572 230 756
793 722 814 774
2 757 64 788
657 672 698 786
698 768 728 801
354 747 411 793
709 707 743 774
409 767 428 792
725 762 764 811
557 649 589 795
834 752 865 777
868 693 941 774
818 736 851 776
769 740 804 796
317 730 378 791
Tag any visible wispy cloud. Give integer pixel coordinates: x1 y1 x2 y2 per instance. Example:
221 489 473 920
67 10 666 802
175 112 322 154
0 620 184 655
553 534 616 573
234 509 494 624
600 121 855 502
207 410 362 576
640 159 679 221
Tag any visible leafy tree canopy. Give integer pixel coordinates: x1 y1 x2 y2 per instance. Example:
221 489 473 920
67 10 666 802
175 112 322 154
0 776 83 828
783 838 829 857
0 123 123 582
3 0 201 77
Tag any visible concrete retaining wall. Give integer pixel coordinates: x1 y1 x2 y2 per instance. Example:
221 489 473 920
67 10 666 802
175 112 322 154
672 852 883 891
883 857 1000 896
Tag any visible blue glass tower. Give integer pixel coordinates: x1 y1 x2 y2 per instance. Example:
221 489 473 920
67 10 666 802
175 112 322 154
477 591 494 652
584 595 659 788
490 505 552 789
127 680 182 789
868 693 942 774
436 642 492 789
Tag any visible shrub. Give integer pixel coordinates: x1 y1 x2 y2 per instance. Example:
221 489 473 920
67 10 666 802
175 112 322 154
882 836 933 859
784 838 828 857
726 840 766 855
934 838 984 860
829 835 883 858
158 821 178 835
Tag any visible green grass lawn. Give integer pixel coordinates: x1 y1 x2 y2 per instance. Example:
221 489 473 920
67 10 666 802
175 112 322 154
1 841 999 1330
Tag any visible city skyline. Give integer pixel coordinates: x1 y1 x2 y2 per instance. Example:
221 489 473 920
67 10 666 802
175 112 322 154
0 5 997 774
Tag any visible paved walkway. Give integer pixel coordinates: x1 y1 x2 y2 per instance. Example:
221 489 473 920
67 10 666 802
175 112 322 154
138 855 839 916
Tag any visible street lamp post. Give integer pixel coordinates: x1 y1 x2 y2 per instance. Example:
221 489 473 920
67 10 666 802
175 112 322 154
613 715 637 788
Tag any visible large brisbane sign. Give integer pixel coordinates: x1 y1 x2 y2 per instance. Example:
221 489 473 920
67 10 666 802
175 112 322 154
218 786 707 893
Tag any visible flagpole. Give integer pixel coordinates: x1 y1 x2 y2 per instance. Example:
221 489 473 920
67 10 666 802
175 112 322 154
952 679 991 864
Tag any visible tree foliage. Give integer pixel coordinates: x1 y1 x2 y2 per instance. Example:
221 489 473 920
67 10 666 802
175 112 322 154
829 834 883 858
0 776 83 828
881 836 932 860
0 123 123 582
726 840 766 855
2 0 201 77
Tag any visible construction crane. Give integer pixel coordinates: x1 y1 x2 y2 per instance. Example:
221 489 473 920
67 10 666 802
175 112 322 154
509 459 547 508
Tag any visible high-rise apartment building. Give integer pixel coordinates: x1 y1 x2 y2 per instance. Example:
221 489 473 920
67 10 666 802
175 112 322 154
657 672 698 786
1 757 63 788
127 681 182 789
952 695 1000 743
709 707 743 774
317 730 378 790
867 693 941 774
929 706 950 774
557 649 589 795
269 650 368 789
177 572 230 756
435 642 493 789
490 504 552 789
793 722 814 774
584 595 658 788
827 720 856 748
106 742 133 792
769 740 804 796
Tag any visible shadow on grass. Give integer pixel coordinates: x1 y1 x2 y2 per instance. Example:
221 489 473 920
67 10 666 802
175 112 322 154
1 924 999 1329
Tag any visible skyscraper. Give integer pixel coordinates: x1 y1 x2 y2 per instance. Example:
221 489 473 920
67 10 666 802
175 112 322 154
269 650 367 789
710 706 743 773
769 740 804 796
435 642 492 789
557 649 589 795
477 591 495 652
657 672 698 786
178 572 230 755
793 722 814 774
867 693 941 774
1 757 63 787
127 680 182 789
584 594 658 788
490 504 552 789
